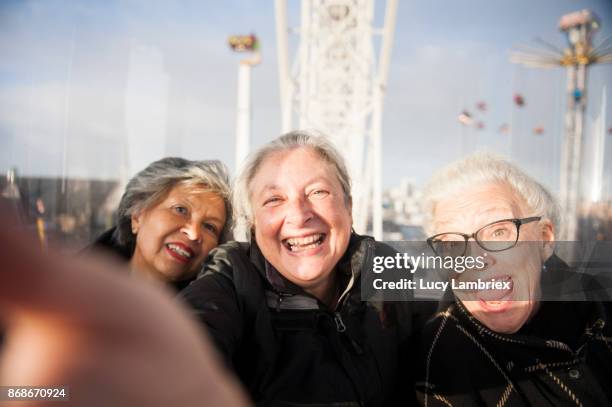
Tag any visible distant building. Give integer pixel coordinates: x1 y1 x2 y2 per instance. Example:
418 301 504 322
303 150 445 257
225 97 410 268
381 178 425 241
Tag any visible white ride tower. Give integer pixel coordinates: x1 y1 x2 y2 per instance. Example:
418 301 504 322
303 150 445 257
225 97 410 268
511 10 612 240
275 0 398 240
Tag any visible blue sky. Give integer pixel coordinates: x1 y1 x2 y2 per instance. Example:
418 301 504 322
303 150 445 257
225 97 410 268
1 0 611 198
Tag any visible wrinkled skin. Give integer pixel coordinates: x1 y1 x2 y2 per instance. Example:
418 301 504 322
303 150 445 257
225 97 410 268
130 185 226 283
250 147 352 305
431 182 555 334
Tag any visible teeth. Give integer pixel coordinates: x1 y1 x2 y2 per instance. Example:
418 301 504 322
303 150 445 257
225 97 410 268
286 234 323 247
284 234 324 251
167 244 192 259
290 241 321 252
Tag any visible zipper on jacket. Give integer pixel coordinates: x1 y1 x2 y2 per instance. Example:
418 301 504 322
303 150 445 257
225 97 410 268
275 292 293 312
334 312 347 332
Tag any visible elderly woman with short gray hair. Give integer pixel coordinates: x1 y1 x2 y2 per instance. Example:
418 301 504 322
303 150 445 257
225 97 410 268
417 153 612 406
91 157 232 290
181 130 415 406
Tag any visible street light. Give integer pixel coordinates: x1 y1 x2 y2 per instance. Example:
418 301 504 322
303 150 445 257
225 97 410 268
228 34 261 174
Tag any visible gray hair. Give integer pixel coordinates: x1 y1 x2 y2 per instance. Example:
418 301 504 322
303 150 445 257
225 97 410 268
422 152 561 235
114 157 233 253
233 130 352 239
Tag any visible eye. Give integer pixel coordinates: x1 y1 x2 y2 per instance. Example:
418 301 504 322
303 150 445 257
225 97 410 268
263 196 283 206
203 222 219 235
490 227 510 239
173 206 188 215
310 189 329 199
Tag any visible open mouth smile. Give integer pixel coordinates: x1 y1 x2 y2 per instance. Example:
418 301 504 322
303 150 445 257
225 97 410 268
165 243 194 264
282 233 326 252
477 276 514 311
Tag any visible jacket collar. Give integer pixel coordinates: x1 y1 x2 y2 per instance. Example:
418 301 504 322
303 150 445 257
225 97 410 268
451 254 609 350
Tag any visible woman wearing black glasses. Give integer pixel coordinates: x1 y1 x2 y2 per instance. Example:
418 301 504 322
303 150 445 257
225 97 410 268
416 153 612 406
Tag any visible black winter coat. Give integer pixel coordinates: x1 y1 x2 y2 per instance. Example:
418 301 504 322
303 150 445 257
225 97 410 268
180 233 419 407
417 256 612 406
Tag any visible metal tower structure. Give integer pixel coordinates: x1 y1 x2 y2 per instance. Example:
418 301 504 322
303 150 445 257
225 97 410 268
511 9 612 240
275 0 398 240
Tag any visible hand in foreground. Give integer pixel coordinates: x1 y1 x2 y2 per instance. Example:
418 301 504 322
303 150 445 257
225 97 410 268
0 206 250 407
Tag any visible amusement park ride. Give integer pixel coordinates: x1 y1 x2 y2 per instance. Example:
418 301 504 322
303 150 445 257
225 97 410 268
228 4 610 242
274 0 398 239
512 9 612 240
230 1 398 239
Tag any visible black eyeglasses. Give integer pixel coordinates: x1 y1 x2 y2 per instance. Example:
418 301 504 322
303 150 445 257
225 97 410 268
427 216 542 257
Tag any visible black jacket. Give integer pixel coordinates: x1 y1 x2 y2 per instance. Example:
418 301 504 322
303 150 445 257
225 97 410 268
180 233 419 407
417 257 612 406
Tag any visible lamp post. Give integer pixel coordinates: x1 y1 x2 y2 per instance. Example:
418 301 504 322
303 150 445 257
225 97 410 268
228 34 261 174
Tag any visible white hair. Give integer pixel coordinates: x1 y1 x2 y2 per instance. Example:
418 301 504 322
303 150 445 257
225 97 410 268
233 130 352 240
422 152 561 235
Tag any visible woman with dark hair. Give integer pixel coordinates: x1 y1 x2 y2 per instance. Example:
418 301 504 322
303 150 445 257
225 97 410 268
91 157 232 290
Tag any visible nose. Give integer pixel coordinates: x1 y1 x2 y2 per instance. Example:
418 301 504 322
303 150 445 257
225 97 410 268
464 237 480 256
465 240 495 269
181 220 203 243
285 197 313 226
465 236 487 256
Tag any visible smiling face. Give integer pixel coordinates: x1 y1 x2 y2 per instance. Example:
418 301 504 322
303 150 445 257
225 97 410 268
432 181 554 334
250 147 352 302
130 184 226 283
